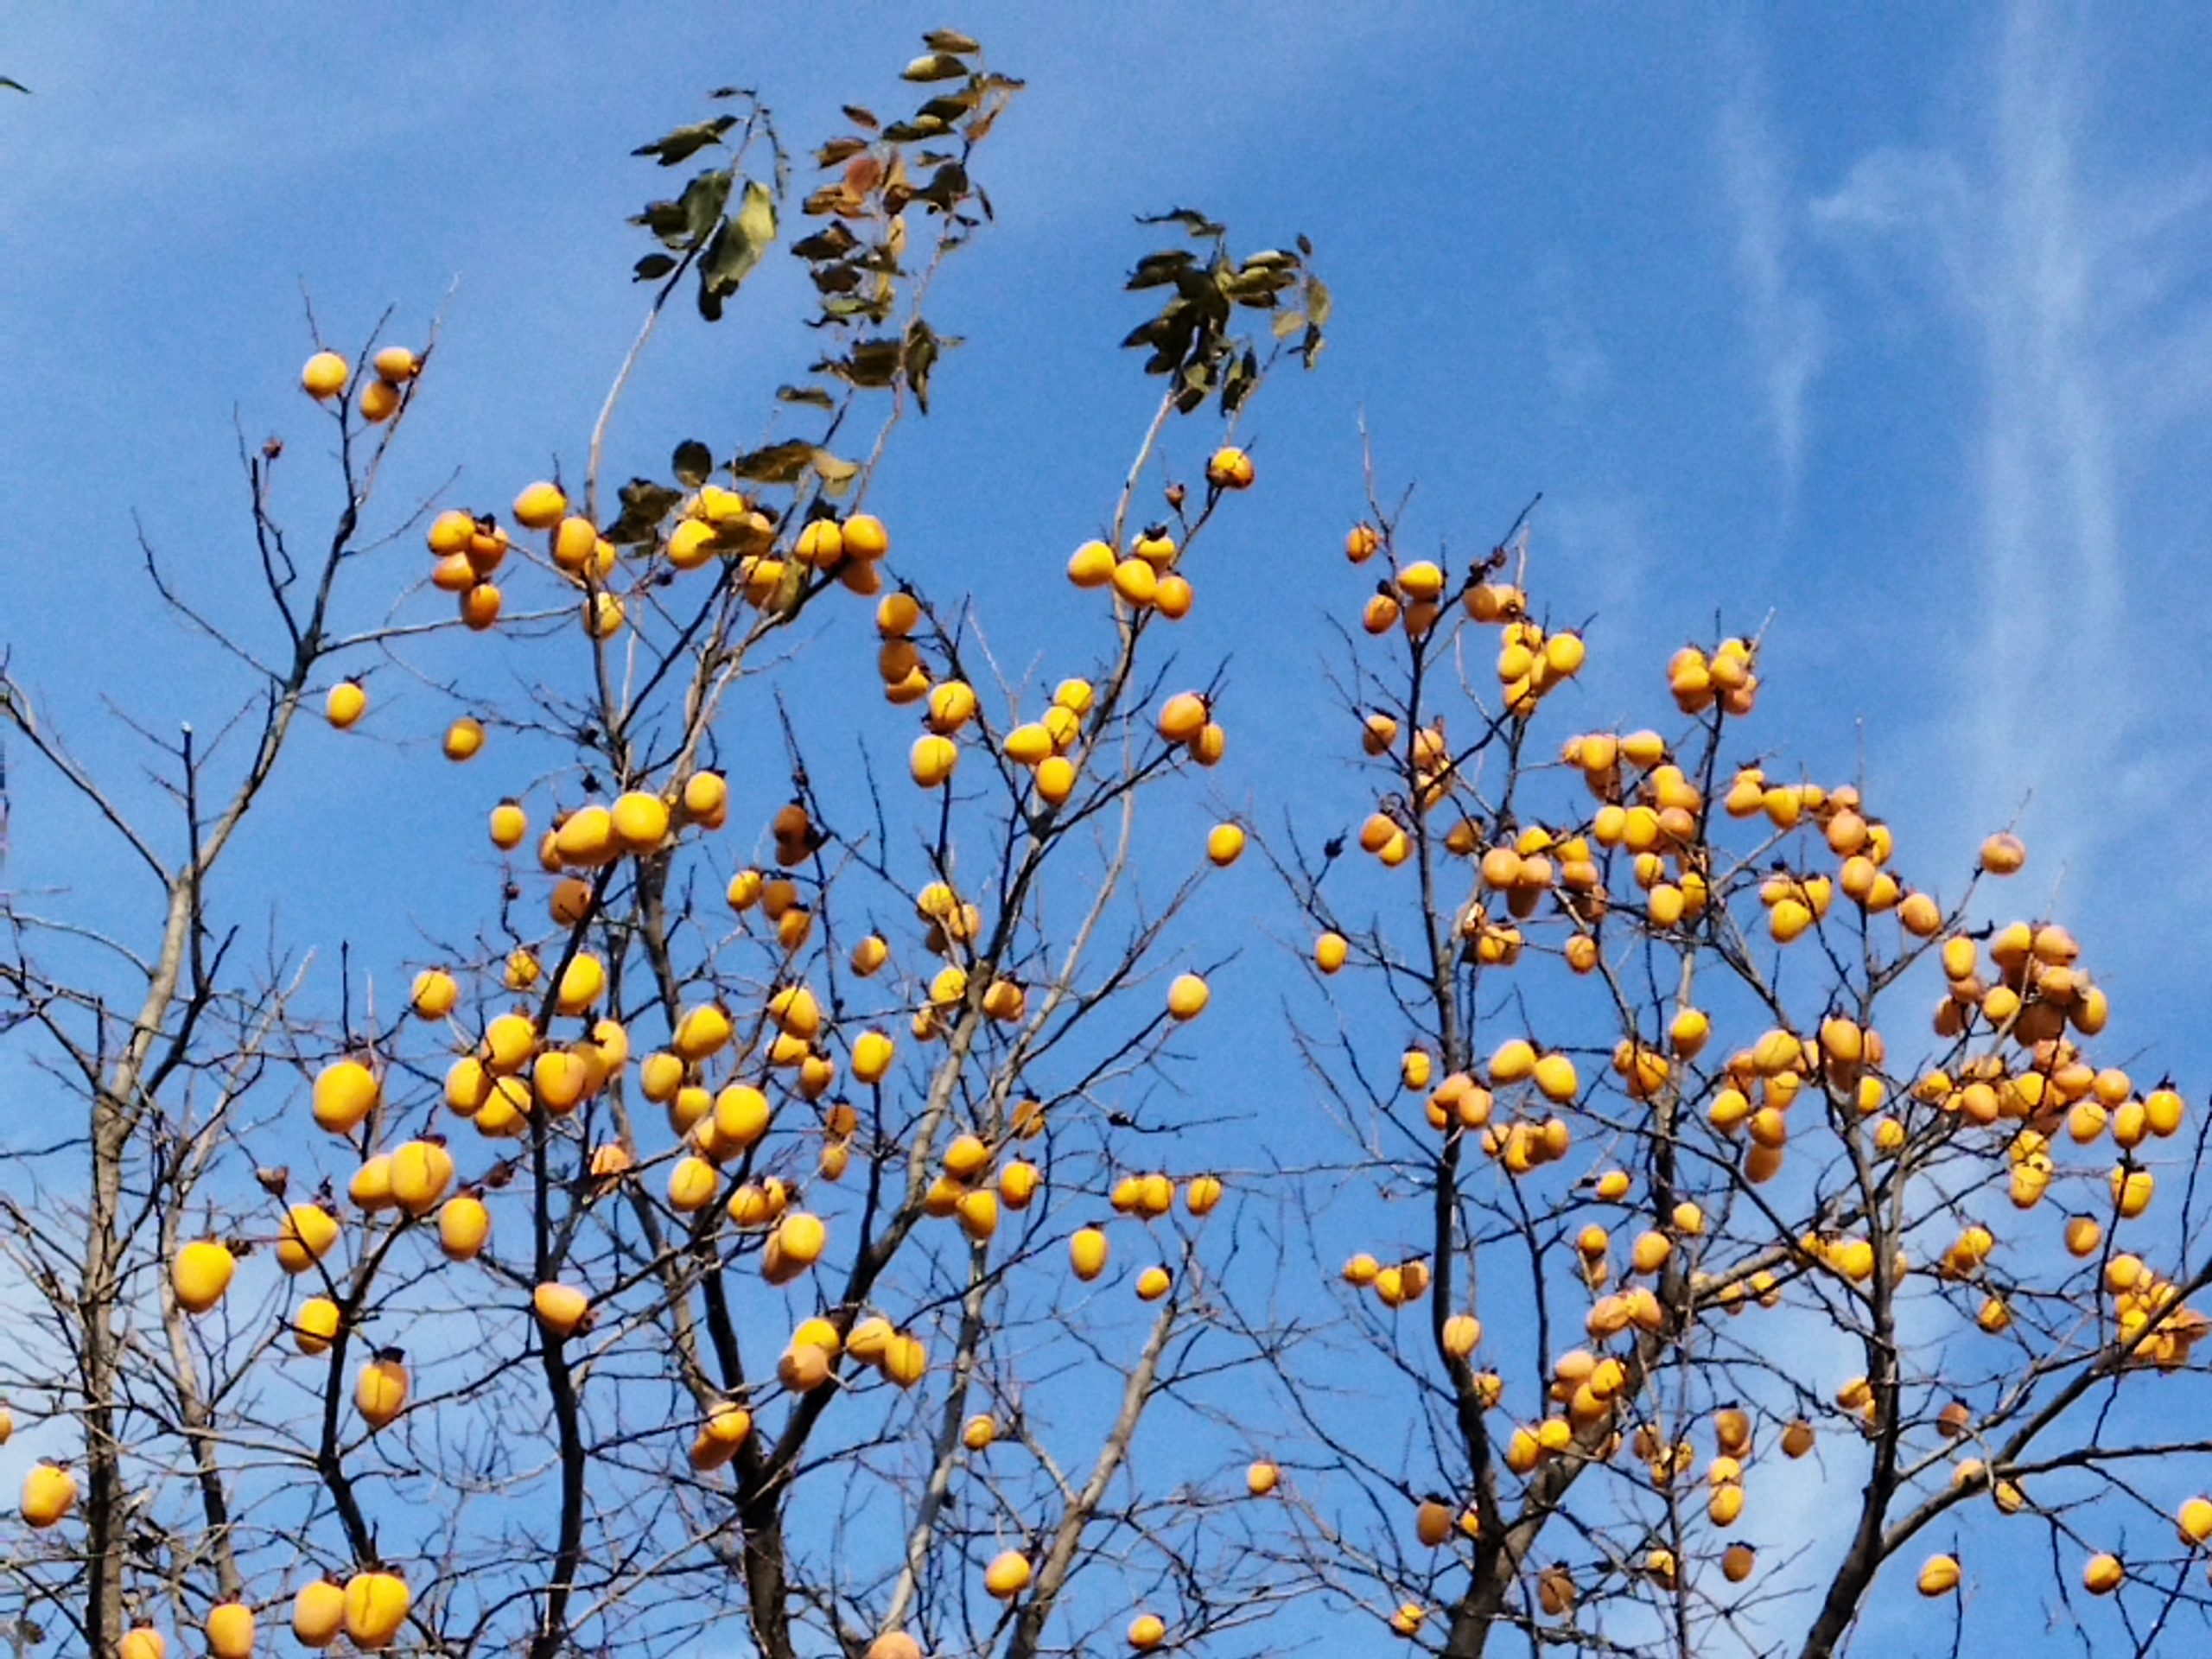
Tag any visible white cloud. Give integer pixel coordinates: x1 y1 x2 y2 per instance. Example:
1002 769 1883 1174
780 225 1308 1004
0 11 524 242
1811 0 2212 891
1716 35 1827 490
1532 252 1611 411
1543 492 1649 625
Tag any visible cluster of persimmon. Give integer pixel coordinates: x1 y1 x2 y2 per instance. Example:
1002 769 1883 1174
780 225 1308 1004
1675 1019 1866 1186
1665 636 1761 717
422 501 535 635
1068 524 1196 618
1541 1417 1780 1610
1491 614 1585 717
1109 1168 1223 1221
1397 1039 1583 1182
1059 444 1252 622
1726 770 1944 941
2102 1250 2212 1370
677 488 892 598
728 864 829 961
1154 689 1228 769
302 345 421 426
887 632 1102 799
1353 715 1948 1017
912 1127 1041 1246
1341 1250 1435 1311
304 347 900 669
1343 526 1587 702
991 679 1095 791
677 490 893 621
1927 915 2110 1047
1471 1391 1791 1564
769 1310 929 1401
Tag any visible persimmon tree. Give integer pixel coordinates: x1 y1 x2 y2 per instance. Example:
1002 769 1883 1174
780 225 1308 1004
0 31 1321 1659
8 23 2211 1659
1263 492 2212 1656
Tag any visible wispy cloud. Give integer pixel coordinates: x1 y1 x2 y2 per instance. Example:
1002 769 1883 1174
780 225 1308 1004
1811 0 2212 889
0 12 527 242
1531 252 1611 412
1715 33 1826 490
1543 492 1649 630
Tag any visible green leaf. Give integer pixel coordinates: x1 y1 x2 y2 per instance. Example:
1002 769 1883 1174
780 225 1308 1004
901 52 969 82
0 76 29 94
812 448 861 496
1136 207 1225 239
632 199 692 245
734 179 778 253
632 116 736 167
1221 347 1260 415
917 91 980 122
918 161 969 210
906 317 943 415
924 28 984 54
1126 251 1195 290
620 478 683 515
791 223 860 262
697 248 729 320
633 254 678 283
671 441 714 487
1173 267 1220 302
679 168 733 243
607 478 684 543
777 385 837 409
696 179 778 320
732 441 818 486
844 338 904 387
1303 276 1333 329
1221 266 1293 305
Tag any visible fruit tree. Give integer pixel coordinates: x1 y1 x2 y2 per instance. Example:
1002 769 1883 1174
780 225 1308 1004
5 23 2212 1659
1260 501 2212 1655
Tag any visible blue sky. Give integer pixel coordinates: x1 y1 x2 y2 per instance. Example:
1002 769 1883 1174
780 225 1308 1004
7 0 2211 990
6 2 2212 1654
